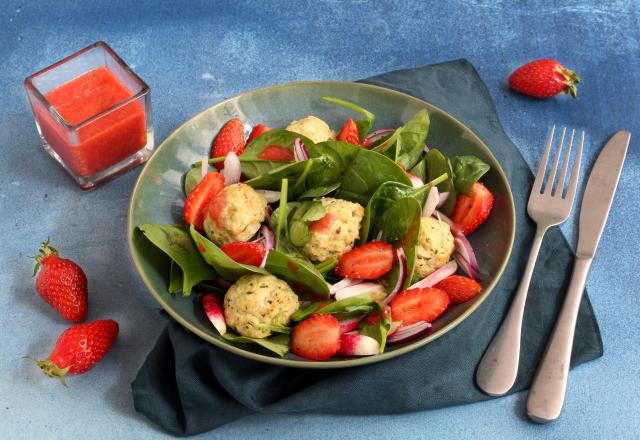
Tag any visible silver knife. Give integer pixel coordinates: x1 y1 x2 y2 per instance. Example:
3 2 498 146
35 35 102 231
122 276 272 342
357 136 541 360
526 130 630 423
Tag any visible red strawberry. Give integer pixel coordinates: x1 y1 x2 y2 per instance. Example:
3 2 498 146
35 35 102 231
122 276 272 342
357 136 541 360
309 213 334 233
29 319 119 385
220 241 266 266
291 314 341 361
435 275 482 304
389 287 450 325
182 172 225 229
246 124 272 145
450 182 494 235
336 242 394 279
508 59 580 98
364 304 392 325
211 118 245 169
33 239 88 323
337 118 360 144
258 145 294 162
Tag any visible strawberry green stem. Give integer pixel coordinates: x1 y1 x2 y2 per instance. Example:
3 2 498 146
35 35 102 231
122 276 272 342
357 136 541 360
32 238 58 276
24 356 70 386
557 66 580 98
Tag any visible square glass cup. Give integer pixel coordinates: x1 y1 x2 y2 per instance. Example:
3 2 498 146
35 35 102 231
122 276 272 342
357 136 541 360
24 41 154 190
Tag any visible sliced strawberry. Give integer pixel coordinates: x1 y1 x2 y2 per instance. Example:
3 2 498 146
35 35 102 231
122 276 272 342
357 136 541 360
246 124 272 145
220 241 266 266
258 145 294 162
336 242 394 279
337 118 360 145
309 213 334 233
435 275 482 304
450 182 494 235
389 287 450 325
364 304 391 325
202 294 227 334
211 118 245 169
291 314 341 361
182 173 225 229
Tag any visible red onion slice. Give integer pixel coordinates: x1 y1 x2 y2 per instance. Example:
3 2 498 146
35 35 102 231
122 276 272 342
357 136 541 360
200 155 209 180
387 321 432 343
407 172 424 188
422 186 440 217
362 128 395 148
256 190 281 203
221 152 241 185
433 210 461 235
259 225 275 268
454 233 480 279
437 192 449 208
383 247 407 304
334 282 385 301
423 144 430 153
330 278 364 295
408 260 458 289
293 138 309 162
213 278 231 289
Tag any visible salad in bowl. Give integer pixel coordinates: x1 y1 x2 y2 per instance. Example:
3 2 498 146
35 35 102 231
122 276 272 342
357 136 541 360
137 96 495 361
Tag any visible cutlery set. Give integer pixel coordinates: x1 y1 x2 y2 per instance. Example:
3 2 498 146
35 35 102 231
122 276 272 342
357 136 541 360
475 128 630 422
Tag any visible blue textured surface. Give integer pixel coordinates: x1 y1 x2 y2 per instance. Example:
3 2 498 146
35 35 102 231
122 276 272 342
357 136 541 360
1 1 638 438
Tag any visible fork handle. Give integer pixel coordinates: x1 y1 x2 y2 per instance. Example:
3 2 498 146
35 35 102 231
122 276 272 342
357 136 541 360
476 226 547 396
526 256 592 423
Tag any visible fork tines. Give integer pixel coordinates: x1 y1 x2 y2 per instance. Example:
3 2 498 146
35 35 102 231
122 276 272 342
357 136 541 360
534 125 584 199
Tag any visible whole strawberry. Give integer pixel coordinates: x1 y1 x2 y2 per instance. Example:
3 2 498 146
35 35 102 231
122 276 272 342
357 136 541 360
211 118 246 169
508 59 580 98
33 239 88 323
30 319 119 385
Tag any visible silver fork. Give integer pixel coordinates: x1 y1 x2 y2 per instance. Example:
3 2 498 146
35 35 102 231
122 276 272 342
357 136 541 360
476 125 584 396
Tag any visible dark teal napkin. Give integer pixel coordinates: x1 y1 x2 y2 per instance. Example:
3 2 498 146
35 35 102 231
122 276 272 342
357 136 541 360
131 60 603 436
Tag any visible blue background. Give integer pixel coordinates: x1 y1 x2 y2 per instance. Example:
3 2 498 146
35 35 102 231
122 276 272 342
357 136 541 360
1 1 638 438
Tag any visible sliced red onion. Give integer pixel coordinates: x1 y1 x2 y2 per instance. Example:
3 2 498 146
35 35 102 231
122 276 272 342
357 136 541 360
407 172 424 188
258 225 275 268
330 277 364 295
388 321 402 337
362 128 395 148
454 233 480 279
338 316 363 333
293 138 309 162
433 210 461 235
334 282 385 301
375 230 384 241
213 278 232 289
383 247 407 304
299 300 312 308
387 321 432 343
221 152 241 185
265 205 273 218
423 144 430 153
200 155 209 180
202 294 227 335
422 186 440 217
256 190 281 203
437 192 449 208
408 260 458 289
337 332 380 356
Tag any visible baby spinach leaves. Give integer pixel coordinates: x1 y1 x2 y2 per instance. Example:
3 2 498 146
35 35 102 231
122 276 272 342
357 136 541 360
183 163 215 195
373 109 430 170
265 249 330 300
381 197 421 248
426 148 457 215
244 158 326 191
291 292 382 321
450 155 490 195
359 303 392 353
221 332 290 357
287 201 326 247
240 130 315 179
138 224 216 296
322 96 375 140
298 182 341 200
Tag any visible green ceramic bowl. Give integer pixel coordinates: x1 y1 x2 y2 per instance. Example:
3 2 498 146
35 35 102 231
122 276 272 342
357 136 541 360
128 81 515 368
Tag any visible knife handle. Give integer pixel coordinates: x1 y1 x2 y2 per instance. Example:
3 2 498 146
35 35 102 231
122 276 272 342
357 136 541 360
526 256 592 423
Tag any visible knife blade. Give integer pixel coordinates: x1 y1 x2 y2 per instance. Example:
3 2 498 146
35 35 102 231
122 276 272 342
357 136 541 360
527 130 630 423
577 130 630 258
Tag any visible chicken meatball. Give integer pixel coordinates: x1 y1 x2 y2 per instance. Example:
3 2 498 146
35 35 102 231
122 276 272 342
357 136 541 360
414 217 456 278
286 115 336 143
203 183 267 246
302 197 365 263
223 274 299 338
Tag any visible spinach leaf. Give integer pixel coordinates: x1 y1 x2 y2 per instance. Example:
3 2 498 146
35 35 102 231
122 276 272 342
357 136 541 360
288 200 326 247
265 249 330 300
240 130 315 179
315 257 338 275
183 163 215 195
305 140 360 188
450 155 490 195
322 96 375 140
409 157 427 182
258 323 292 334
168 261 183 294
189 225 268 281
403 245 417 289
336 148 412 205
373 110 430 170
426 148 457 215
244 157 326 191
359 303 392 353
291 292 384 321
221 332 290 357
138 224 216 296
381 197 422 248
298 182 341 199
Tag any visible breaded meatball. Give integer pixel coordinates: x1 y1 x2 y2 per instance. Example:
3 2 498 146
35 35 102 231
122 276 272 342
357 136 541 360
223 274 299 338
303 197 365 263
286 115 336 143
414 217 456 278
203 183 267 246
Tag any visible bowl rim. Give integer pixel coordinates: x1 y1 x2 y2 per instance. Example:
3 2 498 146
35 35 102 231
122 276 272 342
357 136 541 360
127 80 516 368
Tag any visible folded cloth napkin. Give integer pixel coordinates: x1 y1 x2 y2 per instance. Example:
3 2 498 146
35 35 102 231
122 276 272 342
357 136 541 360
132 59 603 436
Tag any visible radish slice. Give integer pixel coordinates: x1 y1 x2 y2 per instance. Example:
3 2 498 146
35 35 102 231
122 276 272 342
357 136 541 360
437 192 449 208
337 332 380 356
256 190 281 203
423 144 430 153
200 155 209 180
407 172 424 188
334 282 386 301
408 260 458 290
221 152 241 185
293 138 309 162
330 277 364 295
387 321 432 343
362 128 395 148
422 186 440 217
202 294 227 335
383 247 407 304
338 316 363 333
